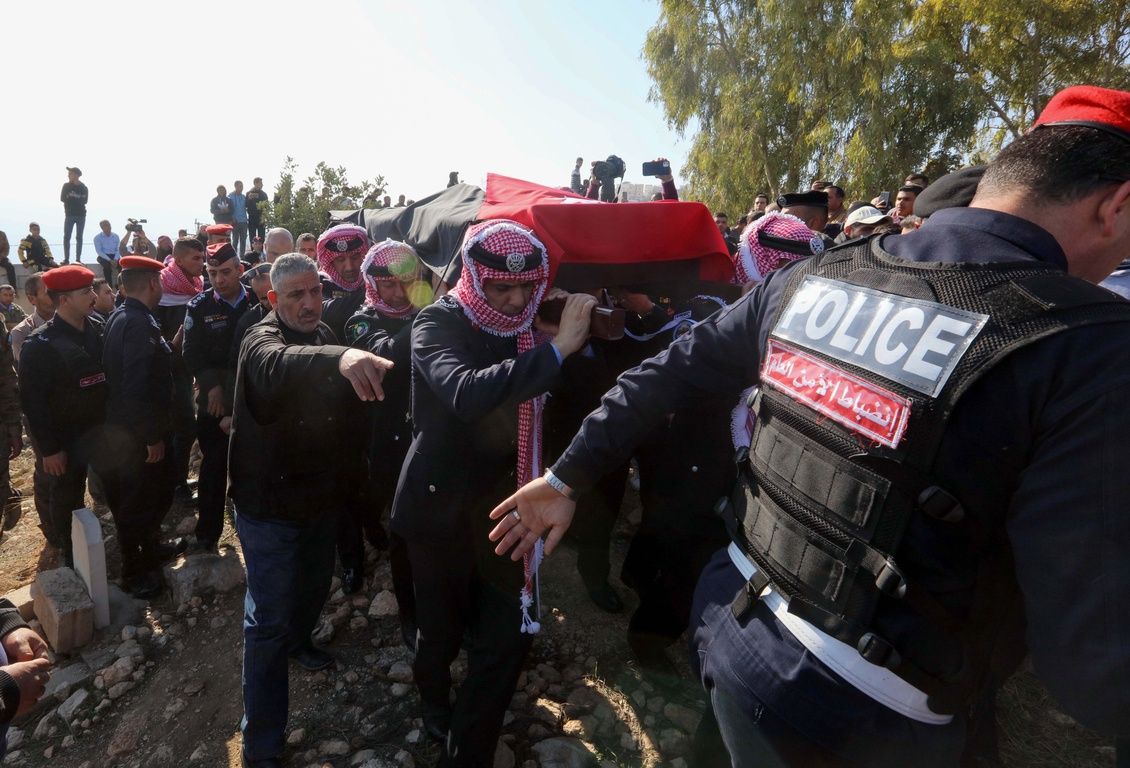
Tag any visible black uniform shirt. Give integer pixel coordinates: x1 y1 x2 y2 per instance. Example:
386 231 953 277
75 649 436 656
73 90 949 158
551 206 1130 736
182 285 249 411
102 297 174 445
320 276 364 343
18 315 106 457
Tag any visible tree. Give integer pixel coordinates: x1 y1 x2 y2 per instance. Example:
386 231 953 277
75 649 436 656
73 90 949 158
644 0 1130 214
263 157 386 237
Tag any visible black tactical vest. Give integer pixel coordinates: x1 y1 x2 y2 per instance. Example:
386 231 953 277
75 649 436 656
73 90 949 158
731 237 1130 714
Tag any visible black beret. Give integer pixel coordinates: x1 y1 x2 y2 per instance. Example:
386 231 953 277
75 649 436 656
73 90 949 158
777 191 829 209
913 166 986 218
466 241 544 273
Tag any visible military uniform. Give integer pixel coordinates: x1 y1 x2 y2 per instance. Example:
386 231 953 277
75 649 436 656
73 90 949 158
344 306 416 638
18 315 105 565
0 333 22 531
102 293 178 594
156 288 198 496
182 281 249 548
320 277 364 343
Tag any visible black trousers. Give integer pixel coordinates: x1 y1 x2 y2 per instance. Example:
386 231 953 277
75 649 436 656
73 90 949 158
101 426 175 578
365 458 415 625
569 462 629 590
33 450 87 561
195 411 229 544
407 535 532 767
170 368 195 489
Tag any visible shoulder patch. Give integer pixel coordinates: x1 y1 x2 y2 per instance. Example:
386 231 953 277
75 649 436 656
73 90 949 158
345 318 370 344
183 314 194 331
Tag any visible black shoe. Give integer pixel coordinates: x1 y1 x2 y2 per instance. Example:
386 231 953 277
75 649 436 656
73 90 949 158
2 499 20 531
187 537 218 555
628 630 679 677
400 619 418 652
290 645 334 671
587 581 624 613
123 570 164 599
423 708 450 743
155 537 188 562
173 485 197 507
342 567 363 594
241 752 283 768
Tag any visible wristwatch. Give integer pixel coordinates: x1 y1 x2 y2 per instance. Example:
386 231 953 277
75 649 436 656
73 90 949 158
544 468 577 500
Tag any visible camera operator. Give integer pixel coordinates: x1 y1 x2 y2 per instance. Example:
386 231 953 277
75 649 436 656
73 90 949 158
117 224 157 260
586 155 626 202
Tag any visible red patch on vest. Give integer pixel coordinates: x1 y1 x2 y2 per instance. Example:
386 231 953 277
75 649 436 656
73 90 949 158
761 340 911 448
78 372 106 388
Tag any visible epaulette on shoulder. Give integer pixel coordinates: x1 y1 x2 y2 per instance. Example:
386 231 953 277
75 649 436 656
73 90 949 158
187 292 210 309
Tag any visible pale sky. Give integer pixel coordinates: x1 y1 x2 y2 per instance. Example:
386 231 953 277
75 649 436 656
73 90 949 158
1 0 691 252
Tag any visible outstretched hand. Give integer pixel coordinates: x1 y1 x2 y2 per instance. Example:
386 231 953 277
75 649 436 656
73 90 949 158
338 348 394 402
489 477 577 561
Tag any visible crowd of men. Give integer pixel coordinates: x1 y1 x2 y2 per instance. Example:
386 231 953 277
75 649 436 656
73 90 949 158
2 83 1130 768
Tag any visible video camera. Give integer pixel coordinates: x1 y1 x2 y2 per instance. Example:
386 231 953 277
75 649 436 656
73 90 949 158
591 155 626 203
124 218 148 234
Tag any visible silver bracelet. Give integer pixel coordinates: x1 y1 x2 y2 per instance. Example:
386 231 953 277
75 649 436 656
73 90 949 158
544 469 577 500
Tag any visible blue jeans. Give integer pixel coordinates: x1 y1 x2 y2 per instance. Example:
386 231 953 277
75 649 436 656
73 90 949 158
233 221 249 257
689 550 966 768
236 507 338 761
63 215 85 261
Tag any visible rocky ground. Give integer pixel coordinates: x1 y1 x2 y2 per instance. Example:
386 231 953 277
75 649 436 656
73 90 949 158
0 450 1119 768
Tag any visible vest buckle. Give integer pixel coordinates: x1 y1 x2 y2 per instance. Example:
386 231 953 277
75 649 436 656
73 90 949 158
875 558 908 599
857 632 901 669
917 485 965 523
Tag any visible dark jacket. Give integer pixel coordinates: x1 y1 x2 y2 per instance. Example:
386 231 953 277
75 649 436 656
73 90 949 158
182 287 250 411
210 194 233 224
320 277 364 343
345 307 415 488
60 182 88 217
390 297 562 541
228 311 365 524
102 297 174 446
225 302 268 412
18 316 106 458
0 598 30 729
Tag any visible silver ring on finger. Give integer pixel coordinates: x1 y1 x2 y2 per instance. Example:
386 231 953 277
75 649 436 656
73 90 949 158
510 509 521 523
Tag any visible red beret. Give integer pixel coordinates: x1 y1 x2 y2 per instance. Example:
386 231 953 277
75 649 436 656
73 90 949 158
42 265 95 292
205 223 233 235
119 256 165 272
1033 85 1130 143
206 242 238 266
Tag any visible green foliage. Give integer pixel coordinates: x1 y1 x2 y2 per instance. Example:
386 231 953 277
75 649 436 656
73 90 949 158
644 0 1130 214
263 157 386 237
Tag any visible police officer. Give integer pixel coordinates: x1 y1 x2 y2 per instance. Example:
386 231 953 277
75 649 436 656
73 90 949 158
18 265 105 568
183 242 249 553
344 239 423 642
156 237 206 502
102 256 187 597
493 85 1130 765
392 220 595 765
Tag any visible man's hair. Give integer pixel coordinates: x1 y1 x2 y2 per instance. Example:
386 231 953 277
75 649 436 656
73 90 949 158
296 233 317 245
755 193 769 201
265 227 294 247
120 267 159 295
28 222 38 229
900 215 922 232
92 278 109 292
253 177 263 184
905 173 930 187
978 126 1130 204
827 185 845 199
0 284 12 293
270 253 318 292
23 274 43 295
99 219 111 228
715 211 728 219
173 236 204 255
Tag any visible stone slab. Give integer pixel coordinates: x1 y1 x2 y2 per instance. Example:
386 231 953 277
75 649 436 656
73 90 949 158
163 548 245 606
1 584 35 621
30 568 95 654
71 508 110 628
43 662 92 701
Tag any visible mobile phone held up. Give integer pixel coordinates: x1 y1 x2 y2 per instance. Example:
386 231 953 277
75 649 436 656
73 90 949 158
642 160 671 177
877 191 891 209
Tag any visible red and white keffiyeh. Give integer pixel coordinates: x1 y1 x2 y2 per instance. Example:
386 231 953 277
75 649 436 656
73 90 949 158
451 219 551 633
316 224 369 291
361 239 420 320
734 212 822 286
159 262 203 303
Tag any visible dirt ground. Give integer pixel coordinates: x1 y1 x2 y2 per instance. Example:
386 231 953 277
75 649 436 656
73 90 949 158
0 449 1118 768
